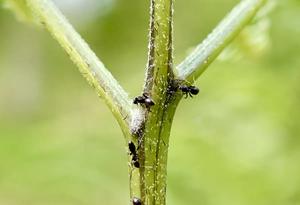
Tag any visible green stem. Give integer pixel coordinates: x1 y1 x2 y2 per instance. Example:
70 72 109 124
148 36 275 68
144 0 174 94
7 0 269 205
25 0 133 131
176 0 268 82
133 0 175 204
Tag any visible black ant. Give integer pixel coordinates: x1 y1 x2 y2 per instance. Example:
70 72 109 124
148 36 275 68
133 93 155 109
179 85 199 98
128 141 140 168
132 197 142 205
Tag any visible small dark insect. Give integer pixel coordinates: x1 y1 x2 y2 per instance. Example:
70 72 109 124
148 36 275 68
133 95 145 105
132 155 140 168
179 85 199 98
128 141 137 156
132 197 142 205
133 93 155 108
128 141 140 168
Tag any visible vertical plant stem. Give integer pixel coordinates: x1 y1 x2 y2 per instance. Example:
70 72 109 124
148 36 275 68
6 1 269 205
136 0 175 204
144 0 174 94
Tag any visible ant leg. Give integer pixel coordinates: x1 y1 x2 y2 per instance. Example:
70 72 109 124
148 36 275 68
189 93 193 98
147 107 152 113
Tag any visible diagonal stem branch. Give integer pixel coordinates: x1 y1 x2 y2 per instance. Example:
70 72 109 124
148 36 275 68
25 0 133 130
176 0 268 83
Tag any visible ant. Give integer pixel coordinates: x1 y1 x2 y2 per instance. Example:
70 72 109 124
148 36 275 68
179 85 199 98
132 197 142 205
128 141 140 168
133 93 155 109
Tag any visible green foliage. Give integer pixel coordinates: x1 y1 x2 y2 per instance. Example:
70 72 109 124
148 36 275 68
0 0 299 205
2 0 34 23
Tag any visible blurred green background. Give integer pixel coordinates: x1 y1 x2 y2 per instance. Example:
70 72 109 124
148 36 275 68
1 0 300 204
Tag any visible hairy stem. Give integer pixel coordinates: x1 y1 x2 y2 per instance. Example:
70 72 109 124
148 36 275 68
144 0 174 94
127 0 175 204
25 0 133 131
7 0 269 205
176 0 268 82
142 0 175 204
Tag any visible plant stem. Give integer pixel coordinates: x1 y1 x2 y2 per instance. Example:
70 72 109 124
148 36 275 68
133 0 175 204
25 0 133 131
176 0 268 83
8 0 269 204
144 0 174 94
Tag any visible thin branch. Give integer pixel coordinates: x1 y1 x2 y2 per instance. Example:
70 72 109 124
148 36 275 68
176 0 268 82
25 0 133 129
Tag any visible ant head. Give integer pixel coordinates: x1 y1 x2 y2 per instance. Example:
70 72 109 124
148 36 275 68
189 86 199 95
133 98 139 104
133 96 145 104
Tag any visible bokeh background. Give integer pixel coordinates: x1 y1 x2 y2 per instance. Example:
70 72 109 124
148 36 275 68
0 0 300 204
